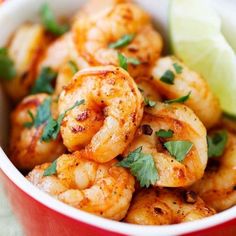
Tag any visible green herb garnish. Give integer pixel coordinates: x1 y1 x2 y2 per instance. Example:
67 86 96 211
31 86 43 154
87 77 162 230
24 98 52 128
43 159 57 176
164 140 193 162
118 52 128 70
109 34 134 49
155 129 174 138
164 92 191 104
118 52 140 70
144 97 156 107
207 130 228 158
40 3 69 36
67 60 78 74
160 70 175 84
41 99 85 142
117 147 159 188
31 67 57 94
0 47 16 80
173 63 183 74
127 57 140 65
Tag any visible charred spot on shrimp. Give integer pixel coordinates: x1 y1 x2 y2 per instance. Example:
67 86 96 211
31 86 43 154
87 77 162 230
76 111 89 121
71 126 85 133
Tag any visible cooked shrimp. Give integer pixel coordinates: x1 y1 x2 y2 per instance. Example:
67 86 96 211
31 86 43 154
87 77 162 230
58 66 144 162
38 33 71 72
75 0 128 18
151 56 221 128
3 23 48 101
191 130 236 211
27 153 135 220
72 3 163 78
136 77 162 103
124 102 207 187
9 94 65 170
125 188 215 225
55 61 77 95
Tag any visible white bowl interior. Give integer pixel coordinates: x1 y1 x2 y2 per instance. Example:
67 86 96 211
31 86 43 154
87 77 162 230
0 0 235 235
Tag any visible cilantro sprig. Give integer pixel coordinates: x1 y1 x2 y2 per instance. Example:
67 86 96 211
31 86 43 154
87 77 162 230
160 70 175 85
117 147 159 188
67 60 78 74
31 67 57 94
144 97 156 107
207 130 228 158
164 140 193 162
118 52 140 70
41 99 85 142
156 129 174 138
109 34 134 49
24 97 52 128
43 159 57 176
0 47 16 81
40 3 69 36
164 92 191 104
173 63 183 74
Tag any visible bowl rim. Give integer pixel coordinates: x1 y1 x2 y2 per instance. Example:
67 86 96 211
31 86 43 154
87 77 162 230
0 0 235 235
1 148 236 235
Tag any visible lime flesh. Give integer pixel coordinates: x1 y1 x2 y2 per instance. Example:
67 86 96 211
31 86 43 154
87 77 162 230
170 0 236 115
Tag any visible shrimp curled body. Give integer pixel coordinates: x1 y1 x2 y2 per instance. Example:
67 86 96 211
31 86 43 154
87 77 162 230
125 103 207 187
191 130 236 211
72 3 163 78
151 56 221 128
9 94 65 170
27 153 135 220
125 188 215 225
58 66 144 163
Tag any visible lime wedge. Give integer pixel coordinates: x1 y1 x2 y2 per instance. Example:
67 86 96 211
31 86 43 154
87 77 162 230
170 0 236 115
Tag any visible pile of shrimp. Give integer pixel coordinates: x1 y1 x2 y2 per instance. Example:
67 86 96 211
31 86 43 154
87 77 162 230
3 0 236 225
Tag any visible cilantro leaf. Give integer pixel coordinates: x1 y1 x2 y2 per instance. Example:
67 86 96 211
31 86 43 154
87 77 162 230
144 97 156 107
164 141 193 162
118 52 141 70
24 97 52 128
23 110 35 128
118 146 159 188
31 67 57 94
43 159 57 176
40 3 69 36
207 130 228 158
0 47 16 80
164 92 191 104
127 57 141 65
160 70 175 85
41 117 58 142
41 99 85 142
109 34 134 49
67 60 78 74
173 63 183 74
118 52 128 70
155 129 174 138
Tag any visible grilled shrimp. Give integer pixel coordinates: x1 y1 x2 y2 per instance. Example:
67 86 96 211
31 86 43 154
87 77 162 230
58 66 144 162
125 102 207 187
38 33 71 73
191 130 236 211
55 61 77 95
3 23 48 101
151 56 221 128
9 94 65 170
125 188 215 225
27 153 135 220
75 0 127 18
72 3 163 78
136 77 162 103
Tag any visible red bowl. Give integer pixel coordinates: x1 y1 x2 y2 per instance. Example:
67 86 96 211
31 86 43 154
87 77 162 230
0 0 235 235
